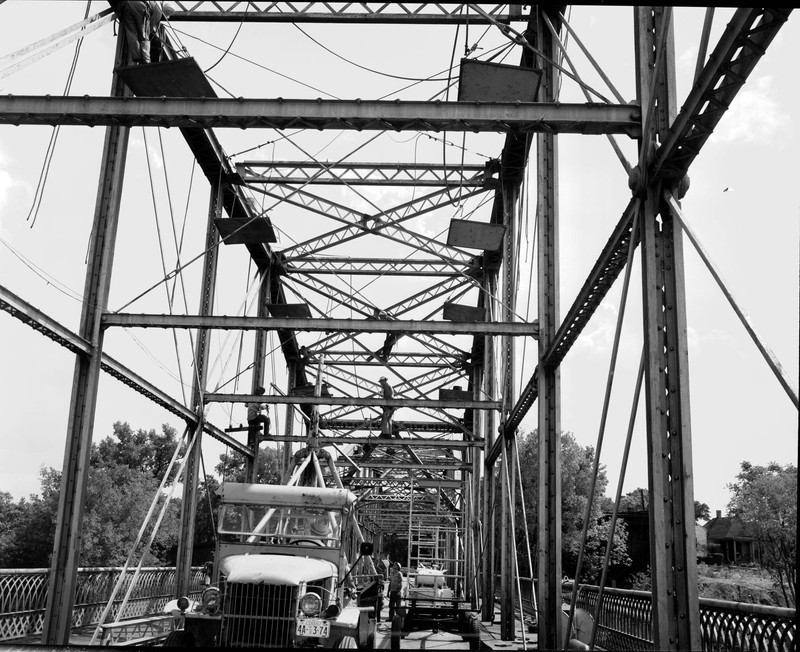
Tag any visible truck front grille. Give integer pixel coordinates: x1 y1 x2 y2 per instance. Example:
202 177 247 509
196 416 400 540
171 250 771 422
221 581 296 648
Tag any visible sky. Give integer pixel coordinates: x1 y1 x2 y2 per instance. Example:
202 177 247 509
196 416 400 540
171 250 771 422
0 3 797 522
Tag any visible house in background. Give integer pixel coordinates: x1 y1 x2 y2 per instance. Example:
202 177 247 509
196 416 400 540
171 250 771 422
703 510 760 565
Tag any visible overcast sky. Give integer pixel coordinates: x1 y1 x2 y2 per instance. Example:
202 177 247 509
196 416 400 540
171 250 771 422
0 4 797 520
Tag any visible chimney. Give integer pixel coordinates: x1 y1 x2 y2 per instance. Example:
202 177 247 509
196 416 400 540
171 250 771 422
715 510 722 518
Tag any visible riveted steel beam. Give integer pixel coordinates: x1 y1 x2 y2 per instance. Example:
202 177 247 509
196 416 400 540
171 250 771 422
101 313 540 337
0 96 642 135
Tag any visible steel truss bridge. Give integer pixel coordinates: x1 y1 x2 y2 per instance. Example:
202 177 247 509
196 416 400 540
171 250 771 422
0 3 796 650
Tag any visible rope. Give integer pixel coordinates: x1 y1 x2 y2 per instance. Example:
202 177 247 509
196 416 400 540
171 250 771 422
142 127 188 404
203 2 248 73
172 26 340 99
293 23 451 83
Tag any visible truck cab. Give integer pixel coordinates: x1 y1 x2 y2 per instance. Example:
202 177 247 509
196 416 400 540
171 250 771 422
172 482 376 648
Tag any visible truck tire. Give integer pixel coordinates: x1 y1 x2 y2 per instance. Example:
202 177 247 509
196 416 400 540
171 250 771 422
462 613 481 650
164 630 194 647
337 635 358 648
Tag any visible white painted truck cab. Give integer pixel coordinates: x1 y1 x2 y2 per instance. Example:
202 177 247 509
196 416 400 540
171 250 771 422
168 483 376 649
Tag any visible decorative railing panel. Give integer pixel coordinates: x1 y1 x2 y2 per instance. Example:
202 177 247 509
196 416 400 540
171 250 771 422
0 567 203 642
564 584 796 652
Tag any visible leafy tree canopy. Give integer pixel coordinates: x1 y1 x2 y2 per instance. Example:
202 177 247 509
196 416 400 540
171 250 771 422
1 422 185 568
727 461 797 607
515 430 631 583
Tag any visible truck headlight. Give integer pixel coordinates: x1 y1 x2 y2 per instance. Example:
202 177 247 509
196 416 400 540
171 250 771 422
299 592 322 616
201 587 221 614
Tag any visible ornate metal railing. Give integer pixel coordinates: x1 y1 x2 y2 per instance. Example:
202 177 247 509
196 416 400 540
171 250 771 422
0 566 203 642
564 584 796 652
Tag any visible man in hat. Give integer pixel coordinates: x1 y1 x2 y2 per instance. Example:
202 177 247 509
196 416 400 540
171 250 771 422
378 376 394 437
247 386 271 441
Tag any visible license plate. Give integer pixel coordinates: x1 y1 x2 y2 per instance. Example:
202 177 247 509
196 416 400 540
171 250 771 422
296 618 330 638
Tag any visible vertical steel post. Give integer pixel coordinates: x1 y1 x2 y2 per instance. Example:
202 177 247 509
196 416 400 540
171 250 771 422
535 6 563 648
175 183 221 597
284 360 297 474
635 7 701 650
41 32 130 647
500 182 518 640
481 277 497 621
246 273 270 483
469 356 483 608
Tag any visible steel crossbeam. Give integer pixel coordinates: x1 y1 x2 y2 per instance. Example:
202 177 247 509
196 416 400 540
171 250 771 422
0 96 643 135
303 350 466 367
206 392 501 410
237 161 496 187
101 313 539 336
285 257 477 277
320 419 463 433
165 2 527 24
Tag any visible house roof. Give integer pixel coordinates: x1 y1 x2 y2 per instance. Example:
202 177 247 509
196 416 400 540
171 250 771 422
703 516 756 541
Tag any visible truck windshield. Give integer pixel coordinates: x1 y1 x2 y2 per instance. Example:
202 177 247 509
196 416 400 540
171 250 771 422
218 504 342 546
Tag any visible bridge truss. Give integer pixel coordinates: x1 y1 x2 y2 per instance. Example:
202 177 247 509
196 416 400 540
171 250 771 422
0 3 795 650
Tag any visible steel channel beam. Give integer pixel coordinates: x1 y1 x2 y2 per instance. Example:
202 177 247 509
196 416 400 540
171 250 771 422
176 181 222 597
636 7 700 650
267 435 480 448
42 35 128 646
536 8 564 649
206 393 501 411
320 419 463 433
101 313 539 337
346 478 461 489
0 96 642 135
335 460 470 470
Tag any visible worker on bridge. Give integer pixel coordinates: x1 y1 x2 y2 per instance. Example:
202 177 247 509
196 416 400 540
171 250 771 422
247 386 272 441
378 376 395 437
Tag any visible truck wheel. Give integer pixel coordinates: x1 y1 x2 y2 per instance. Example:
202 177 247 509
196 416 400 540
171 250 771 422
337 635 358 648
164 630 194 647
390 614 403 650
462 613 481 650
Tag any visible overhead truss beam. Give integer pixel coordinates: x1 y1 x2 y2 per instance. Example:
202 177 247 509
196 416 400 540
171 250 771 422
0 96 642 135
102 313 539 337
165 2 527 24
237 161 497 187
285 257 478 277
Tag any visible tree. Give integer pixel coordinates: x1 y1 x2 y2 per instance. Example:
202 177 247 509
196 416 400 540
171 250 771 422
215 447 284 485
0 422 184 568
727 461 797 607
515 430 631 583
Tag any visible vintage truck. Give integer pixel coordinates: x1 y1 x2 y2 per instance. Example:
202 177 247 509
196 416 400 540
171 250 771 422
165 482 377 648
